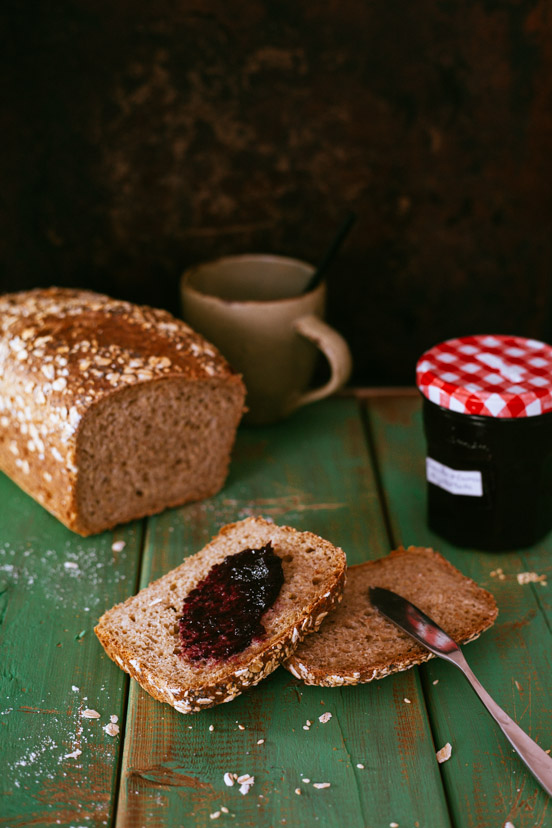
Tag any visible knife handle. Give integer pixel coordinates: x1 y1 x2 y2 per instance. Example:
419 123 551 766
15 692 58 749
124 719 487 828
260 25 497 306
448 649 552 798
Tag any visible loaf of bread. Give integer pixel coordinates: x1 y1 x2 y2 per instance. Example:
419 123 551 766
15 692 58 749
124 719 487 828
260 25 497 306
95 517 347 713
0 288 246 535
285 546 497 685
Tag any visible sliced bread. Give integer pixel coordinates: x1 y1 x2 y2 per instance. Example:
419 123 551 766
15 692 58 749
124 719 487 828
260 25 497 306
284 546 497 686
95 517 346 713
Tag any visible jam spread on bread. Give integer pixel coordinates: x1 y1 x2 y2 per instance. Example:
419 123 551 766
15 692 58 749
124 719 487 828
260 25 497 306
178 543 284 661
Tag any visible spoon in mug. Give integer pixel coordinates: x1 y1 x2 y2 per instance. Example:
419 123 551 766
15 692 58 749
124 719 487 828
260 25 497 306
303 211 357 293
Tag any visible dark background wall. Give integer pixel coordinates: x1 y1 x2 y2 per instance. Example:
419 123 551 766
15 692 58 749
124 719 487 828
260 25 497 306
2 1 551 384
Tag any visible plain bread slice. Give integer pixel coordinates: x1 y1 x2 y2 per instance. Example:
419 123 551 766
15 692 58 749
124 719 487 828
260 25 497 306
284 545 497 686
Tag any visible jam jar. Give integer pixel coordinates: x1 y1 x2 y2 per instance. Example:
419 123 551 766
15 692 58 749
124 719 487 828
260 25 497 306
416 334 552 550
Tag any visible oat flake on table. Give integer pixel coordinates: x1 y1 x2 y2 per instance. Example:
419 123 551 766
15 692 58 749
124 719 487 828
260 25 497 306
436 742 452 763
104 722 119 737
82 708 100 719
517 571 547 586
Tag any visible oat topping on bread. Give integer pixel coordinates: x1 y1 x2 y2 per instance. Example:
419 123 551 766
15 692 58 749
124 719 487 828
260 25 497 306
0 287 236 415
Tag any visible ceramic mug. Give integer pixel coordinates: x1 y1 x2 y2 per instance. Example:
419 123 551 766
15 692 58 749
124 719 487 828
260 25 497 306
180 254 352 425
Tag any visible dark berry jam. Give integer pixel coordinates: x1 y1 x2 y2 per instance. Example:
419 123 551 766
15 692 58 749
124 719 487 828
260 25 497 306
178 543 284 662
422 397 552 550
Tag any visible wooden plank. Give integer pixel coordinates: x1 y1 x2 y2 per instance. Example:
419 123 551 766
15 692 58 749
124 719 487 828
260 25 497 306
368 394 552 828
114 399 452 828
0 473 144 827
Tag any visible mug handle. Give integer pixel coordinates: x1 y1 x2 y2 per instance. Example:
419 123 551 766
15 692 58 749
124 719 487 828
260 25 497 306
291 314 353 410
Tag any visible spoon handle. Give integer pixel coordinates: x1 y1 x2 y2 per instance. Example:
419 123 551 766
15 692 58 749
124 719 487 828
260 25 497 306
447 649 552 797
304 211 357 293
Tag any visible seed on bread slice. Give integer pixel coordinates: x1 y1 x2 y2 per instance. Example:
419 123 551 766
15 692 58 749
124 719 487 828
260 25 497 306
284 546 497 686
95 517 346 712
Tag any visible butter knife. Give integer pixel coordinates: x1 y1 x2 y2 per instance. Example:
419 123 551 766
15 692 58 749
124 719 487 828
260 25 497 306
369 586 552 798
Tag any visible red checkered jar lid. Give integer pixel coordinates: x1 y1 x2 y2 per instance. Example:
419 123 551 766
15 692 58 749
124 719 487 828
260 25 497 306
416 335 552 418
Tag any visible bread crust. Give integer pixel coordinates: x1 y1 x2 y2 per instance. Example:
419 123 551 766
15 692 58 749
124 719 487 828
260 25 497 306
0 288 246 534
94 517 347 713
285 545 498 686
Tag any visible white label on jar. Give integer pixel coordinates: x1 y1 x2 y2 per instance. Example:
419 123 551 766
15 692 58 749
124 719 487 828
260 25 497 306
426 457 483 497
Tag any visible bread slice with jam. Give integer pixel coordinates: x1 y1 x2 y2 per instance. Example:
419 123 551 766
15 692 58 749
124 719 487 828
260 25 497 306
95 517 346 713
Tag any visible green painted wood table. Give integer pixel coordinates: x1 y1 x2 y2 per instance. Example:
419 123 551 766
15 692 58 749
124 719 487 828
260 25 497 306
1 391 551 828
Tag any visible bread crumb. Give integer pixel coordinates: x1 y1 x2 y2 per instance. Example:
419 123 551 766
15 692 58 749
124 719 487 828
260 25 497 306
104 722 119 737
356 763 364 769
302 778 310 783
504 822 515 828
237 774 254 785
490 567 506 580
223 772 235 786
432 679 439 685
517 572 547 586
390 823 399 828
210 812 221 820
257 738 265 744
238 724 245 731
64 749 82 759
436 742 452 763
221 807 229 814
209 725 214 731
71 685 79 692
110 714 118 723
238 776 254 795
111 540 126 552
82 709 100 719
295 788 301 795
403 698 411 704
313 782 331 789
319 712 332 723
